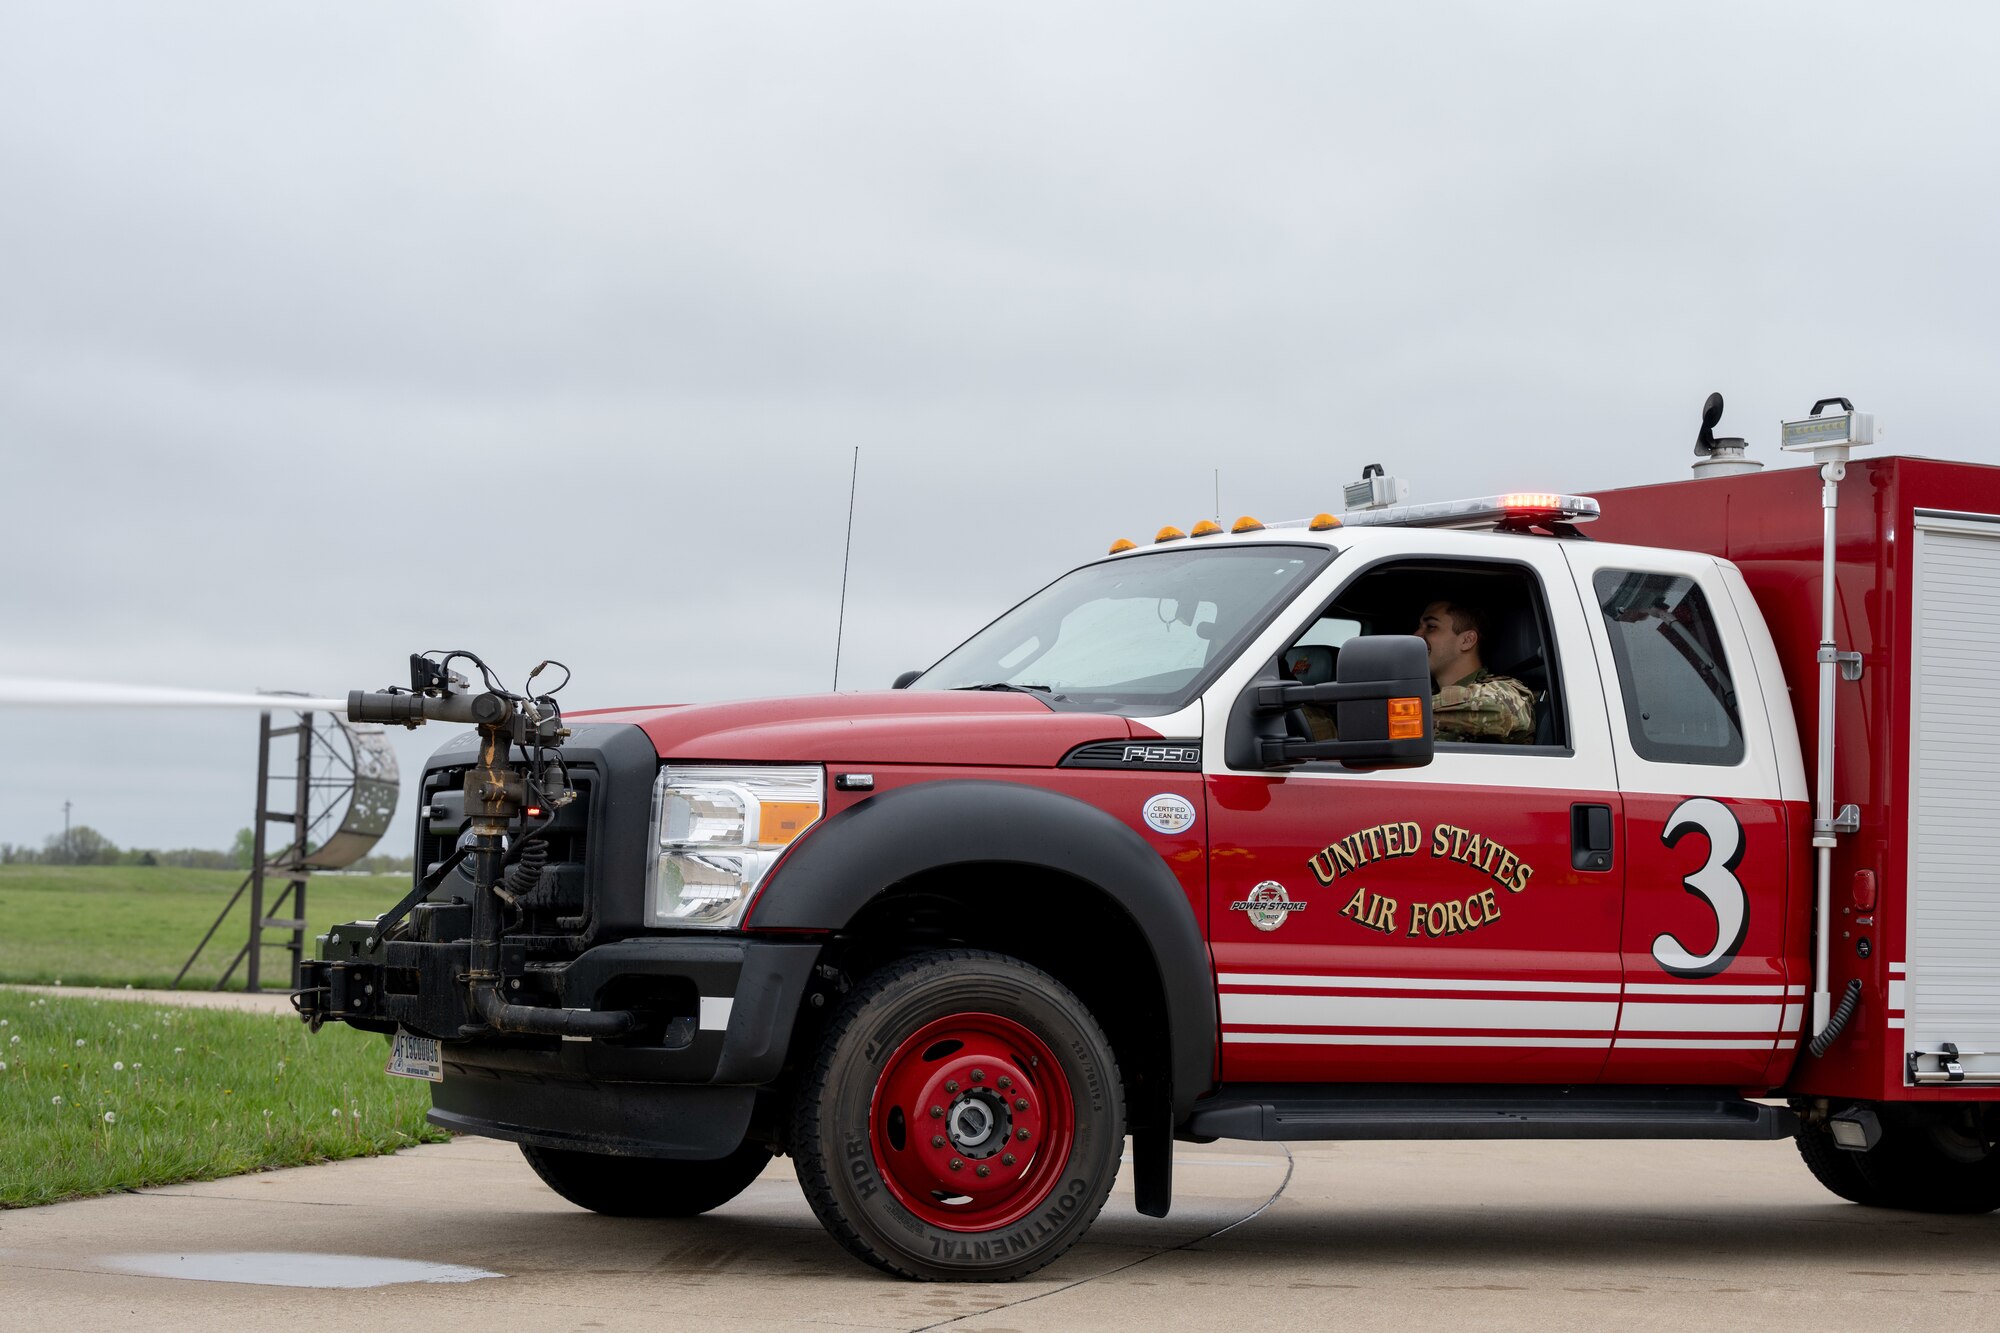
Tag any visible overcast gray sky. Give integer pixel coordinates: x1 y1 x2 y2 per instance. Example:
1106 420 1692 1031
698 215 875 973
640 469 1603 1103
3 1 1997 856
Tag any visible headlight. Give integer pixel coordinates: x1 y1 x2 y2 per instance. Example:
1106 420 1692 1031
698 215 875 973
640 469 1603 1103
647 764 824 929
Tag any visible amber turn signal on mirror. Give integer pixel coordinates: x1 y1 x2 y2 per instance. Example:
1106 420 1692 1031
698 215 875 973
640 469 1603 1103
1388 697 1425 739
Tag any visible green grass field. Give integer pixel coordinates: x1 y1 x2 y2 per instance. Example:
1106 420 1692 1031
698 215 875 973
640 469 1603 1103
0 992 448 1207
0 865 410 990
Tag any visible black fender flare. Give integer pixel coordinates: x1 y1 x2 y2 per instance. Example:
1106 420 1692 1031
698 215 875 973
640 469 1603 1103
748 779 1217 1121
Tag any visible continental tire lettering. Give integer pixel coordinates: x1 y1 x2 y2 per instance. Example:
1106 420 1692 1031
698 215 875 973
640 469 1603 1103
926 1176 1091 1260
1651 797 1748 979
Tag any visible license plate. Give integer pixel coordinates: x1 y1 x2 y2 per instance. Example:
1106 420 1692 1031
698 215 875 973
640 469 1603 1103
385 1031 443 1082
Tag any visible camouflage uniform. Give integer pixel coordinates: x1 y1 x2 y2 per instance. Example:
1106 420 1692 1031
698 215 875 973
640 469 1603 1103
1433 668 1535 743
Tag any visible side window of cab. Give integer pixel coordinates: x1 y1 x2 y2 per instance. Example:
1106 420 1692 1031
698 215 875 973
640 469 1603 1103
1281 560 1566 751
1592 569 1745 765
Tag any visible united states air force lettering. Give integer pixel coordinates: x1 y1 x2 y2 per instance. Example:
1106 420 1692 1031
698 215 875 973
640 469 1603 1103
1305 820 1537 940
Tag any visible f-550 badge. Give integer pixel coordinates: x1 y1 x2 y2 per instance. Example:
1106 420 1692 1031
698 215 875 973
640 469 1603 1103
1230 881 1307 932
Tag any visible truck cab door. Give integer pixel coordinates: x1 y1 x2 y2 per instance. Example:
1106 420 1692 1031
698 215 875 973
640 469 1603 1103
1560 546 1804 1086
1203 538 1626 1084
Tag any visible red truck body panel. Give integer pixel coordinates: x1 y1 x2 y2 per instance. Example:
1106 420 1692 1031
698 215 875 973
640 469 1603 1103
571 691 1157 768
1591 455 2000 1104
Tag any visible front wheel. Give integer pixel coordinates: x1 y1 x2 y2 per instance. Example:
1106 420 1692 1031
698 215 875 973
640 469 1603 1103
521 1141 773 1217
792 949 1125 1281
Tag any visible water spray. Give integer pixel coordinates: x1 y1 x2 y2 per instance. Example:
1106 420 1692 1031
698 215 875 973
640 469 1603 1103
0 678 348 712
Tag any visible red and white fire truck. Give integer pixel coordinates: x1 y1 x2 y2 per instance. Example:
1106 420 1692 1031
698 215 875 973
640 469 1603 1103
303 394 2000 1281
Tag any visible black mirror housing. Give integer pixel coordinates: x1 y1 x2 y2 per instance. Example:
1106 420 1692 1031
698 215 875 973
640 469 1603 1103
1254 635 1435 769
891 669 922 690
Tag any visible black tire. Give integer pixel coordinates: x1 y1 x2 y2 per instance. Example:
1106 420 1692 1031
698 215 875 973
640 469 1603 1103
1851 1124 2000 1215
1795 1113 2000 1215
1794 1124 1893 1206
521 1141 773 1218
792 949 1125 1282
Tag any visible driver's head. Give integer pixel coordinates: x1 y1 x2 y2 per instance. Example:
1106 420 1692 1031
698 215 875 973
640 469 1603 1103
1415 599 1486 683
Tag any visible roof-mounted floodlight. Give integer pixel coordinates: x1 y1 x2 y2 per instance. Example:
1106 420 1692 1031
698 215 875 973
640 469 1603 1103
1781 397 1875 452
1344 463 1409 512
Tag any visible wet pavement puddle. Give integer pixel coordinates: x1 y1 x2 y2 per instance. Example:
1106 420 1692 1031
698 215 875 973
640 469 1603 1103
95 1250 504 1288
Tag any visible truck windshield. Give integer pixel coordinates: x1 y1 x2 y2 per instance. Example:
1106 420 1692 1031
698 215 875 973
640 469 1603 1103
911 544 1332 714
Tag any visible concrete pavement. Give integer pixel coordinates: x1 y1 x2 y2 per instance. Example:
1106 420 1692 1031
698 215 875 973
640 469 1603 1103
3 1128 1995 1331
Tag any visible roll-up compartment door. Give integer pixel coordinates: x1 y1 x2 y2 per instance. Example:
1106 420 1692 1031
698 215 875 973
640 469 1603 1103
1905 513 2000 1083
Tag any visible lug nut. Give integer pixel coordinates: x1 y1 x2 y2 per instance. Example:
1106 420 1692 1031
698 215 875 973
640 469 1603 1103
976 1165 991 1178
970 1069 984 1082
1002 1152 1017 1166
1017 1128 1030 1140
930 1105 944 1119
997 1076 1012 1090
944 1080 959 1093
931 1135 945 1148
1015 1098 1029 1111
949 1158 964 1171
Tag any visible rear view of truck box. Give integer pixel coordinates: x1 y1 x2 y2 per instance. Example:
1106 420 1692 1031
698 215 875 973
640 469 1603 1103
1592 456 2000 1102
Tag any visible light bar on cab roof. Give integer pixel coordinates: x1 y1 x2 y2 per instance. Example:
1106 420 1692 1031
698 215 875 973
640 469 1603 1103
1337 493 1601 529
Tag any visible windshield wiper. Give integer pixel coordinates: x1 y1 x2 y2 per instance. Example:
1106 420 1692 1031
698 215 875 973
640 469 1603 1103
953 682 1068 701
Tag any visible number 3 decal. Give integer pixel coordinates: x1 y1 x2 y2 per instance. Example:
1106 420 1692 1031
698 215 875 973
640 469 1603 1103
1651 796 1748 979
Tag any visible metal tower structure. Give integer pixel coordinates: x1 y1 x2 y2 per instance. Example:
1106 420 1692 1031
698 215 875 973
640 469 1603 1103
177 703 398 992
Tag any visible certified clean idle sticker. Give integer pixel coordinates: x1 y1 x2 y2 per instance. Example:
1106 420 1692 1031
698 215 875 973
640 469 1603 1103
1231 881 1307 932
1142 793 1197 834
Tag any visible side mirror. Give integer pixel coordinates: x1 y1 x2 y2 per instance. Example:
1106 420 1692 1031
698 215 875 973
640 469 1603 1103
891 670 922 690
1253 635 1434 768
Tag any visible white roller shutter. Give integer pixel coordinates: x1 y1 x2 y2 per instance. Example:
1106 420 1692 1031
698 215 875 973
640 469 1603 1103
1906 513 2000 1082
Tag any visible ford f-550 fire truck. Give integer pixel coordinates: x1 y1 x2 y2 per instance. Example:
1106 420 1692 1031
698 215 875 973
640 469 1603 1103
301 395 2000 1281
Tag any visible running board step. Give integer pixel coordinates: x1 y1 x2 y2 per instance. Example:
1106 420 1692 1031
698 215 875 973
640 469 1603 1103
1185 1085 1797 1142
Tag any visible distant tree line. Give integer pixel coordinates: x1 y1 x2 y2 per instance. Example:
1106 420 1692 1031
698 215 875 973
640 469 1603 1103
0 825 413 873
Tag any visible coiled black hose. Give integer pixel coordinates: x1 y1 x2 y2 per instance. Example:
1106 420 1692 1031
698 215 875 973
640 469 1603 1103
502 838 548 903
1808 978 1864 1058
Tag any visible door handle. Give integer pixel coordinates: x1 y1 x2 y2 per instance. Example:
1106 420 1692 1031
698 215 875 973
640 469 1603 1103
1571 803 1614 871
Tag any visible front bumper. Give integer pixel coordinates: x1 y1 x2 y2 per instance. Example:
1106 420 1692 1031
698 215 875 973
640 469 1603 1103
298 933 821 1159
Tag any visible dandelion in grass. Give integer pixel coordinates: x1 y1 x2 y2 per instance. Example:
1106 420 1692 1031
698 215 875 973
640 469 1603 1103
103 1111 116 1125
113 1061 124 1072
1 1061 7 1071
75 1039 85 1048
51 1095 62 1106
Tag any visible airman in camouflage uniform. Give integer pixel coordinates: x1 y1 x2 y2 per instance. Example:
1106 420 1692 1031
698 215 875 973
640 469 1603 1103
1416 599 1534 743
1432 666 1535 742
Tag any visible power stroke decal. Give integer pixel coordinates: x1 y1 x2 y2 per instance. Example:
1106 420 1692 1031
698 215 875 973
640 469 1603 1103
1230 881 1307 932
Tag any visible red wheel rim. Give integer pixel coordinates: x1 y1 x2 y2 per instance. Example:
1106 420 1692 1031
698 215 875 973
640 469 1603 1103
868 1011 1076 1232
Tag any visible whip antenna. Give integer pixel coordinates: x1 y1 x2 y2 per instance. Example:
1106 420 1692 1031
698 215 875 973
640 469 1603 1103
832 446 860 691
